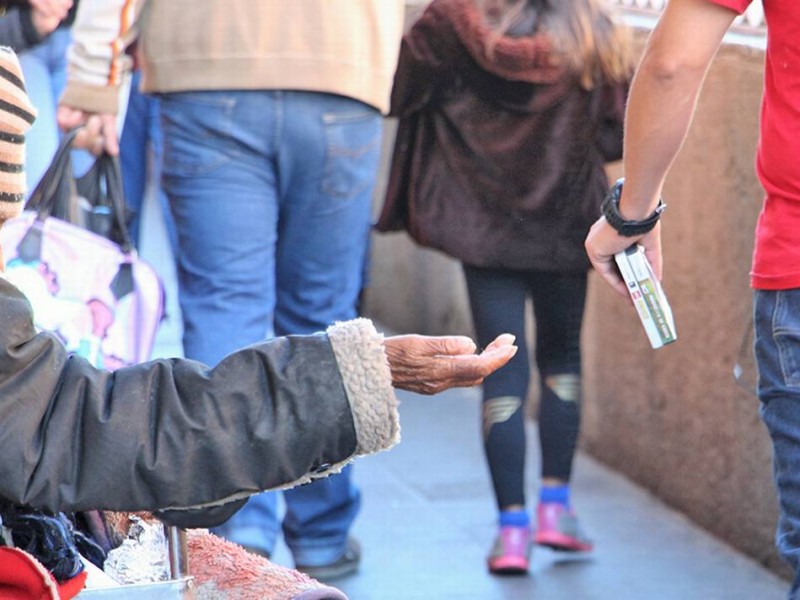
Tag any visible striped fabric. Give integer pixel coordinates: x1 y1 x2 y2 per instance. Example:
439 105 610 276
0 47 36 221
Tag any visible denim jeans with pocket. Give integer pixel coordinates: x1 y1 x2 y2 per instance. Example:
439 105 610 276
159 90 382 565
755 288 800 597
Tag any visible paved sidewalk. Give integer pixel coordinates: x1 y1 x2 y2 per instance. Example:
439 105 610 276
139 196 789 600
272 387 788 600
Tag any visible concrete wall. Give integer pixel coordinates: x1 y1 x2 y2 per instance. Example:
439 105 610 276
363 30 786 576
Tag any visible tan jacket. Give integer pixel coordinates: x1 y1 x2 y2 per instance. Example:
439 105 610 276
62 0 406 115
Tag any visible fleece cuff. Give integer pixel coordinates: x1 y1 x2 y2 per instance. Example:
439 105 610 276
326 318 400 457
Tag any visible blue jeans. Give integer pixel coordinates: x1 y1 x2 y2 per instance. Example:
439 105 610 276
119 70 177 252
19 28 91 193
755 289 800 598
158 90 382 565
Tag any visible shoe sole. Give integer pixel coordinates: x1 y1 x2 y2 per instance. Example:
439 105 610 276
296 537 361 581
534 530 593 552
488 556 529 575
296 561 359 581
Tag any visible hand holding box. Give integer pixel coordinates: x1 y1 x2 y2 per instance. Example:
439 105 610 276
613 245 677 349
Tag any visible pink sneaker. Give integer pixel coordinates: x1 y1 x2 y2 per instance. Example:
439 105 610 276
534 502 594 552
487 525 532 575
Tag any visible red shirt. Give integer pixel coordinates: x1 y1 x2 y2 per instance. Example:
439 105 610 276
709 0 800 289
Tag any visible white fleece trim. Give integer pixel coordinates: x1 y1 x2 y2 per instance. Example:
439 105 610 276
326 318 400 456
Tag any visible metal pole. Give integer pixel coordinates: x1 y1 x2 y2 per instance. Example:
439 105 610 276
165 525 189 579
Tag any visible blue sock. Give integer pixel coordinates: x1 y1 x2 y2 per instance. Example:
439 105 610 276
499 509 530 528
540 484 570 507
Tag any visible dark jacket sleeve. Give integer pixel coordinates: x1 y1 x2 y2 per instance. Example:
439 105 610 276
595 81 629 162
389 1 454 118
0 278 399 526
0 8 46 53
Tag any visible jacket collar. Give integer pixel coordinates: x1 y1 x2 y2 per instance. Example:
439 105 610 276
445 0 565 84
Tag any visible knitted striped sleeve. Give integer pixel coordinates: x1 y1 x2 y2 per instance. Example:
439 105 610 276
0 47 35 220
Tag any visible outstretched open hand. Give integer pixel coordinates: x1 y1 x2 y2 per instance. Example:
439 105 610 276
384 333 517 395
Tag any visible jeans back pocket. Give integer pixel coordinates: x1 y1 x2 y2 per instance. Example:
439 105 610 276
321 109 382 200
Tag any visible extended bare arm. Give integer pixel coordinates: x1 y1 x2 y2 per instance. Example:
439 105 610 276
584 0 738 297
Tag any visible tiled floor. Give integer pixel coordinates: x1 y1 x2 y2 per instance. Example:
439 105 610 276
140 190 789 600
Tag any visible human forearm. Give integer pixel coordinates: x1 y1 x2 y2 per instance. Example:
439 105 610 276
0 335 360 522
60 0 143 115
57 0 136 156
0 282 367 521
584 0 738 294
0 275 512 523
618 0 737 219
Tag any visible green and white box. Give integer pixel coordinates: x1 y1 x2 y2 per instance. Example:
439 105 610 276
614 245 677 349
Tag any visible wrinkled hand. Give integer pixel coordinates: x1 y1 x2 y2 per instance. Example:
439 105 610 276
584 217 662 299
29 0 72 36
384 333 517 395
56 106 119 156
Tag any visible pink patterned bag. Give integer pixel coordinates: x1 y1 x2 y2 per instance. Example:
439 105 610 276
0 131 164 369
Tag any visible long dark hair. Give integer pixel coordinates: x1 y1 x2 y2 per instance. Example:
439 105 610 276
477 0 632 88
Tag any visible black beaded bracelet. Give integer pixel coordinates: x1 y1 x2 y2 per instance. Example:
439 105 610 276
601 178 666 237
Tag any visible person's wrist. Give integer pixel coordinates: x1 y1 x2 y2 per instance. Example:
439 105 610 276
601 178 666 237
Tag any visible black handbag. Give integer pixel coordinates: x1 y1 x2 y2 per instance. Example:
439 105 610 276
25 128 133 249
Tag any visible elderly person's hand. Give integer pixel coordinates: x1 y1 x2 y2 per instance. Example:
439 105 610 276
384 333 517 395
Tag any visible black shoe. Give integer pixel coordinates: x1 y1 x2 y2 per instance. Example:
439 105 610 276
295 537 361 581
